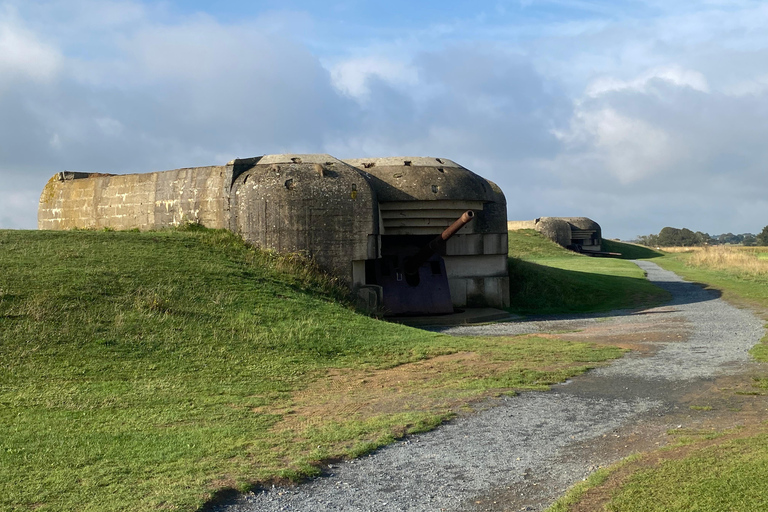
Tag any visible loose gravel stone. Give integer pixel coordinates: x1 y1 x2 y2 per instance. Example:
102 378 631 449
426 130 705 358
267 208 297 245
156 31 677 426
213 261 766 512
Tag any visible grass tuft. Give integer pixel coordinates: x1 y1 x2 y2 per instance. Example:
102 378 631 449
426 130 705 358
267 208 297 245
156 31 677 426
546 455 640 512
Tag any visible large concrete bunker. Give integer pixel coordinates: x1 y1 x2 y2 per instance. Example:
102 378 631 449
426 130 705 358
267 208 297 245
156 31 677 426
39 154 510 315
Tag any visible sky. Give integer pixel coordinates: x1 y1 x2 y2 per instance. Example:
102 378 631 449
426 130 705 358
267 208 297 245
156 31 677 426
1 0 767 240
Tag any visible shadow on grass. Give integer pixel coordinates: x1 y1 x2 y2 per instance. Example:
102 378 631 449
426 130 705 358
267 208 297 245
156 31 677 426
507 259 719 319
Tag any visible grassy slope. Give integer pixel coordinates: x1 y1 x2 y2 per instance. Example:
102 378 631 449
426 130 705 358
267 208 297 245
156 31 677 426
507 231 670 315
601 239 664 260
0 228 625 512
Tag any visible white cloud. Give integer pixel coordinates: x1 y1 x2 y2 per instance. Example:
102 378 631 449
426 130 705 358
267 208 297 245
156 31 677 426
49 133 62 149
586 65 709 97
0 188 39 229
723 74 768 96
94 117 123 137
61 0 145 29
0 14 61 86
328 56 419 100
0 3 361 198
553 106 674 184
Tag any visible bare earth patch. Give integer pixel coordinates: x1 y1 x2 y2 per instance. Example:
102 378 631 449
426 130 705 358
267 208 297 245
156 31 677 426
263 340 609 436
556 310 690 353
260 352 485 429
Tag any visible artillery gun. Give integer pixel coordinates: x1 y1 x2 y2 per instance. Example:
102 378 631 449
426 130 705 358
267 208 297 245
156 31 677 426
369 211 476 316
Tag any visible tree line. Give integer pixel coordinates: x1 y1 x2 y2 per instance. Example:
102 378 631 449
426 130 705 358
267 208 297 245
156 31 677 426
635 225 768 247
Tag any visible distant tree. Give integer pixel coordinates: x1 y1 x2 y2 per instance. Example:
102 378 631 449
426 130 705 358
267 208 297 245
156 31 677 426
718 232 741 245
635 234 660 247
639 228 732 247
742 234 757 247
657 227 681 246
679 228 698 246
653 227 709 247
694 231 715 245
757 226 768 246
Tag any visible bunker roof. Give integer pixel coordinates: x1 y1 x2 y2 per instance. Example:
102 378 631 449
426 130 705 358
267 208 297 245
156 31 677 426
344 156 504 203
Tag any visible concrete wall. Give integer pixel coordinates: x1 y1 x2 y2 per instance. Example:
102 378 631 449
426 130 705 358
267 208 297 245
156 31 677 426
39 166 232 231
231 155 378 285
507 220 536 230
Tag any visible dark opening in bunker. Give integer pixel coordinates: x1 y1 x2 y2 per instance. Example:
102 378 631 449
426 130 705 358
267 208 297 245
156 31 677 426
365 235 454 316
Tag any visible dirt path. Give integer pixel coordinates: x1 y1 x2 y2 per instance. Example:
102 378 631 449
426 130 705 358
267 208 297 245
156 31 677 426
215 261 766 512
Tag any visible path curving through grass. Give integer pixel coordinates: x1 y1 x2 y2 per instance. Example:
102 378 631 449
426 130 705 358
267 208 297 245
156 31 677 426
216 261 766 512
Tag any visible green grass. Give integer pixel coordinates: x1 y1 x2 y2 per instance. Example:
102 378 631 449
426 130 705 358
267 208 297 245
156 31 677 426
507 231 670 315
0 228 625 511
546 456 641 512
546 430 768 512
601 239 664 260
603 433 768 511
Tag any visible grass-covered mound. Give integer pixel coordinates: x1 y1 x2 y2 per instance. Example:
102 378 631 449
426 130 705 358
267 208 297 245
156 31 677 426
506 230 670 315
0 228 624 511
602 238 664 259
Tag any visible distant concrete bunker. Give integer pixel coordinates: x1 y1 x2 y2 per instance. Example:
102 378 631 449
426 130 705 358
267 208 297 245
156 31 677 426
507 217 602 253
39 154 510 316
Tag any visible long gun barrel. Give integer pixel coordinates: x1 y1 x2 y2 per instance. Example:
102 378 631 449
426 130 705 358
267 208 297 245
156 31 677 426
404 210 475 276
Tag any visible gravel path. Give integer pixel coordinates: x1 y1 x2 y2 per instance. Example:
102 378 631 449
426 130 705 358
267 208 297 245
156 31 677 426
215 261 765 512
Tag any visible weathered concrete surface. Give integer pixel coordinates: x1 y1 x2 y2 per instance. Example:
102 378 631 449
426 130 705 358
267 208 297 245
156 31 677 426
346 157 510 308
38 166 233 231
506 220 536 230
39 153 510 309
231 155 378 285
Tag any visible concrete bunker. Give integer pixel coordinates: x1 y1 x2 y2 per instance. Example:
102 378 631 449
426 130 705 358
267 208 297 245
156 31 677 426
345 157 509 315
508 217 602 253
39 154 509 316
